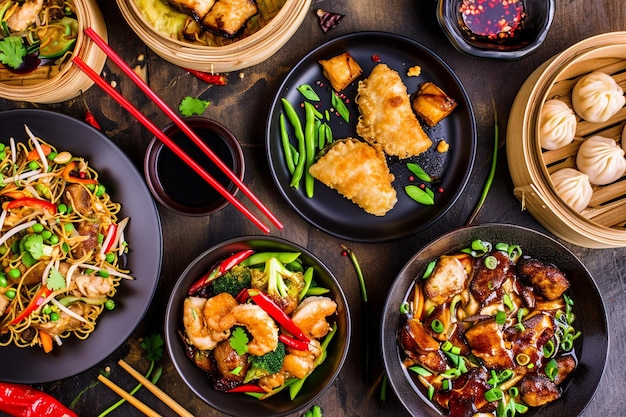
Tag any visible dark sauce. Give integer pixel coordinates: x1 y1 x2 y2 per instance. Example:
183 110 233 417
156 129 236 209
458 0 527 46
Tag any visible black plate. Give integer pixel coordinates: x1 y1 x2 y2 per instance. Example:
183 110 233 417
381 224 608 417
266 32 476 242
0 109 162 383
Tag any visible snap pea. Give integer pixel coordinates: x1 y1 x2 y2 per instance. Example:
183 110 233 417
239 251 301 267
304 101 317 198
331 91 350 122
305 286 330 296
279 113 295 175
281 98 306 189
405 185 435 205
299 267 314 301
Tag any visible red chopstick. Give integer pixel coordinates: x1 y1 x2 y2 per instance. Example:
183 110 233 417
72 56 272 234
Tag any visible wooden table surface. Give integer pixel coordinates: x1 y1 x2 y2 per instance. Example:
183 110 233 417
1 0 625 416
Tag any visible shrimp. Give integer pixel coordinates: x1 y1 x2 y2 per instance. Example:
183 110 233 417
202 292 238 333
290 296 337 339
6 0 44 32
259 340 323 391
219 304 278 356
183 297 229 351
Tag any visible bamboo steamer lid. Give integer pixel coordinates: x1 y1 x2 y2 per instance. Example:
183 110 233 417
507 32 626 248
0 0 107 104
116 0 311 72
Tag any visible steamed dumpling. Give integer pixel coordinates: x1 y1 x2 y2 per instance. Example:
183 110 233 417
572 71 625 123
622 123 626 153
550 168 593 212
539 99 577 150
576 135 626 185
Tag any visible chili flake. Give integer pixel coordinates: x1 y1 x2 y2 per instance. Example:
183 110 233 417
459 0 526 42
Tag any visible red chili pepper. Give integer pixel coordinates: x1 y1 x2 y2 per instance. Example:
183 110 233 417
184 68 228 86
8 286 51 326
81 90 101 130
61 161 98 185
226 383 266 394
188 250 254 295
0 382 78 417
247 289 310 343
279 333 310 351
6 197 57 215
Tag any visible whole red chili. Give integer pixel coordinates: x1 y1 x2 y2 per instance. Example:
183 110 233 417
279 333 310 351
226 383 266 394
0 382 78 417
80 91 101 130
184 68 228 86
188 250 254 295
247 289 310 343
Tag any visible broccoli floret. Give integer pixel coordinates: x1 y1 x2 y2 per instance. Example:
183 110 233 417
243 341 286 383
211 265 252 297
264 257 305 314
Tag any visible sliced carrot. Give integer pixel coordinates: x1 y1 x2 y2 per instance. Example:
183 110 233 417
39 330 54 353
27 144 52 161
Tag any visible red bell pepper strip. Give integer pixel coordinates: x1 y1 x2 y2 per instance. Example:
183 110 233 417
6 197 57 215
184 68 228 85
9 285 51 326
279 333 310 351
188 250 254 295
102 223 117 254
0 382 78 417
226 383 266 394
61 161 98 185
247 289 310 343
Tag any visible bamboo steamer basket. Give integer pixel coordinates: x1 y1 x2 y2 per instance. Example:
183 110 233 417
0 0 107 104
117 0 311 73
507 32 626 248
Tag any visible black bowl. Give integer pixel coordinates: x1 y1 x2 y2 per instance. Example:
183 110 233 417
381 223 608 417
165 236 351 417
437 0 555 60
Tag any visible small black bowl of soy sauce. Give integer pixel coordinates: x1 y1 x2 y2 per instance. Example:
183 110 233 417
144 117 245 216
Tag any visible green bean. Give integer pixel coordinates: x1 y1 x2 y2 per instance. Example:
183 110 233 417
317 119 325 150
304 101 317 198
331 91 350 122
240 251 301 267
279 113 295 175
298 266 314 301
281 98 306 189
306 286 330 296
324 123 333 146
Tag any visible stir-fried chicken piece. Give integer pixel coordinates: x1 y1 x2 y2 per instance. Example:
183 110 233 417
73 274 112 299
74 221 99 258
433 368 497 417
470 250 513 305
519 374 561 406
464 319 515 370
424 255 468 305
167 0 215 20
63 184 93 216
505 312 555 370
6 0 44 32
398 316 448 372
34 303 85 336
0 294 9 316
516 257 570 301
552 355 577 385
213 339 249 382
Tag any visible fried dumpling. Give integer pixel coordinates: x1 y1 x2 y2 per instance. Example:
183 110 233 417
308 139 397 216
356 64 432 158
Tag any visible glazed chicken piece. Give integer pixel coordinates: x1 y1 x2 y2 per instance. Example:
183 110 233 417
74 221 99 258
464 319 515 370
519 374 561 406
469 250 513 305
398 316 448 372
73 274 112 299
167 0 215 20
552 355 577 385
201 0 258 38
505 312 555 370
63 184 93 216
213 339 249 382
433 368 497 417
6 0 43 32
424 255 468 305
516 257 570 301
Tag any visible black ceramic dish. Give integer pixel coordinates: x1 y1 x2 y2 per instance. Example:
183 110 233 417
0 109 162 383
381 224 608 417
144 117 244 216
165 236 351 417
266 31 476 242
437 0 555 60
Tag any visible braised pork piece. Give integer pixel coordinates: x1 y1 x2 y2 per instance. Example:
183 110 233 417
168 0 258 38
397 240 580 417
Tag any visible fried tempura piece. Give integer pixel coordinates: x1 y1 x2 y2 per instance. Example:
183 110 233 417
308 139 397 216
356 64 432 158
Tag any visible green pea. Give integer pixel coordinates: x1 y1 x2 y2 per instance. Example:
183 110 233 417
97 270 110 278
41 230 52 240
64 223 74 232
47 151 57 161
57 203 67 214
86 184 95 191
61 242 69 253
43 305 52 315
5 289 16 299
0 143 5 151
32 223 44 233
104 299 115 310
0 275 7 287
0 151 6 160
105 253 116 263
50 312 59 321
8 268 20 279
484 255 498 270
96 184 106 197
48 235 59 245
28 161 39 170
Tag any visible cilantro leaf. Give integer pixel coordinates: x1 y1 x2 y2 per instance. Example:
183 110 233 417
141 333 164 363
0 36 26 69
179 96 211 117
229 326 249 355
46 268 66 291
22 234 44 260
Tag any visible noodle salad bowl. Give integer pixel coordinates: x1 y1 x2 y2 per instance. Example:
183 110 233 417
381 224 607 417
165 236 351 417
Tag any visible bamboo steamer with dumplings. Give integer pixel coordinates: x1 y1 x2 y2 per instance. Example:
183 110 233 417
117 0 311 73
507 32 626 248
0 0 107 104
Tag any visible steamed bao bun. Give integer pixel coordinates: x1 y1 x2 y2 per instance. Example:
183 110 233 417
539 99 577 150
572 71 625 123
576 135 626 185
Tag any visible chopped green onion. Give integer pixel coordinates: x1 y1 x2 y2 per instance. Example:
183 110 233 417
422 260 436 280
409 365 432 377
508 386 519 398
484 387 504 402
427 384 435 400
297 84 320 101
503 294 514 311
406 162 432 182
405 184 434 205
484 255 498 269
399 301 410 314
441 341 453 352
495 310 506 325
450 346 461 355
331 91 350 122
543 340 555 358
495 242 509 251
544 358 558 381
516 353 530 366
431 319 444 333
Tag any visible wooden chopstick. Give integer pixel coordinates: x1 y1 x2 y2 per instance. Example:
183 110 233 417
97 374 163 417
118 359 195 417
71 55 271 233
80 27 283 231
